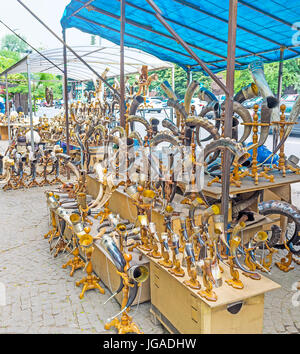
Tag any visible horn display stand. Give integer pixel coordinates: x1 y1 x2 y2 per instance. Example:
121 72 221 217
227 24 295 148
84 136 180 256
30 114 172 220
75 232 105 299
104 253 143 334
275 242 294 272
239 105 274 185
62 233 85 276
198 259 218 302
242 247 261 280
94 201 111 222
269 104 300 177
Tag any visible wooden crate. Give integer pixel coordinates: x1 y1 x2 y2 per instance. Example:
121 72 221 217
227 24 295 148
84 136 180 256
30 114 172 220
148 257 280 334
0 125 9 140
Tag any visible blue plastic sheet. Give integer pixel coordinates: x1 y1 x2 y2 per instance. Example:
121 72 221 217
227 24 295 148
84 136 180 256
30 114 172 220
61 0 300 73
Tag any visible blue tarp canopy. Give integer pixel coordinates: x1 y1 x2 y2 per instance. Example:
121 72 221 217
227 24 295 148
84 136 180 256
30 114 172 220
61 0 300 73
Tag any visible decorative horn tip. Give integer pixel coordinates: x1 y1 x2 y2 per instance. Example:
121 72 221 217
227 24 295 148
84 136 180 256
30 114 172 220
266 96 279 109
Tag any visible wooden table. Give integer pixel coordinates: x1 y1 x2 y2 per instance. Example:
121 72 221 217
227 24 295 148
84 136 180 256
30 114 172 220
140 249 280 334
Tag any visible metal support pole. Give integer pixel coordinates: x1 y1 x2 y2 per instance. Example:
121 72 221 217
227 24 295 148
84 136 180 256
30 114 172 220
26 59 35 152
62 29 70 178
186 67 191 88
5 73 11 143
119 0 126 128
171 64 175 122
277 47 284 99
221 0 238 228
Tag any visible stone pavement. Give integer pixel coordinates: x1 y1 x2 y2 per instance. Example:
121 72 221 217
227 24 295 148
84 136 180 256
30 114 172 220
0 186 299 334
0 187 166 334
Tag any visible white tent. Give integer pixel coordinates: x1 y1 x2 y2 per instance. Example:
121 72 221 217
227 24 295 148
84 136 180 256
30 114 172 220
0 45 173 80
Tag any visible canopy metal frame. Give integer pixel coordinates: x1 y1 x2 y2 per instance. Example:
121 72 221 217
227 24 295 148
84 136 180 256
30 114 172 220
14 0 295 230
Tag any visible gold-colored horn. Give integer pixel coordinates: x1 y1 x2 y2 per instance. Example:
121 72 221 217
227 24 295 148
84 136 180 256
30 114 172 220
213 214 225 234
253 231 268 243
229 235 241 255
232 221 246 237
127 265 149 283
138 214 149 227
142 189 156 204
79 233 94 252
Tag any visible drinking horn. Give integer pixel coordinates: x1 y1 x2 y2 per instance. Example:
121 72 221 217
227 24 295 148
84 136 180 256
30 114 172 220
150 131 179 147
88 162 104 209
258 200 300 249
185 116 220 150
55 153 80 181
126 115 151 132
129 95 144 115
273 94 300 154
256 97 279 147
233 82 258 103
101 234 149 317
249 60 280 148
220 100 252 144
162 118 180 136
184 80 199 115
167 98 188 120
160 80 181 125
101 234 127 305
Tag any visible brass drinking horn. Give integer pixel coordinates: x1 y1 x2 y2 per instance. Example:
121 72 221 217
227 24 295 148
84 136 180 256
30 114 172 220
137 214 149 227
69 213 85 236
142 189 156 204
202 204 220 226
231 221 246 237
127 265 149 283
125 185 140 201
213 214 229 248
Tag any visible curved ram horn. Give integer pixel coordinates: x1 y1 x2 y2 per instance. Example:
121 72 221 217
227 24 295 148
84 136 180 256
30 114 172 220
204 137 250 166
162 118 180 136
198 100 221 142
127 115 151 131
150 132 179 147
167 98 188 120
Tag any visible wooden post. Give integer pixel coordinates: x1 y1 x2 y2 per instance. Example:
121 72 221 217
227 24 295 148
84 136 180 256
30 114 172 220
119 0 126 128
221 0 238 227
26 58 35 152
62 28 70 179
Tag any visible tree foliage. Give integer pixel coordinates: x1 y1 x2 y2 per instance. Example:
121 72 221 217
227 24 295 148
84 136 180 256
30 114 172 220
1 34 29 53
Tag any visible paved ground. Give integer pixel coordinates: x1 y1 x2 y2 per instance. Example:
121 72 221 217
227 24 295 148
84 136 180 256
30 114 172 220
0 187 165 334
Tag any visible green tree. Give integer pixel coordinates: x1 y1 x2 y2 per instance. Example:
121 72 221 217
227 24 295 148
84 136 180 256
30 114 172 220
1 34 28 53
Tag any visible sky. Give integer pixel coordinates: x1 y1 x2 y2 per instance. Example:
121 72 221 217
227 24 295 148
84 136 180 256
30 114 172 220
0 0 107 49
